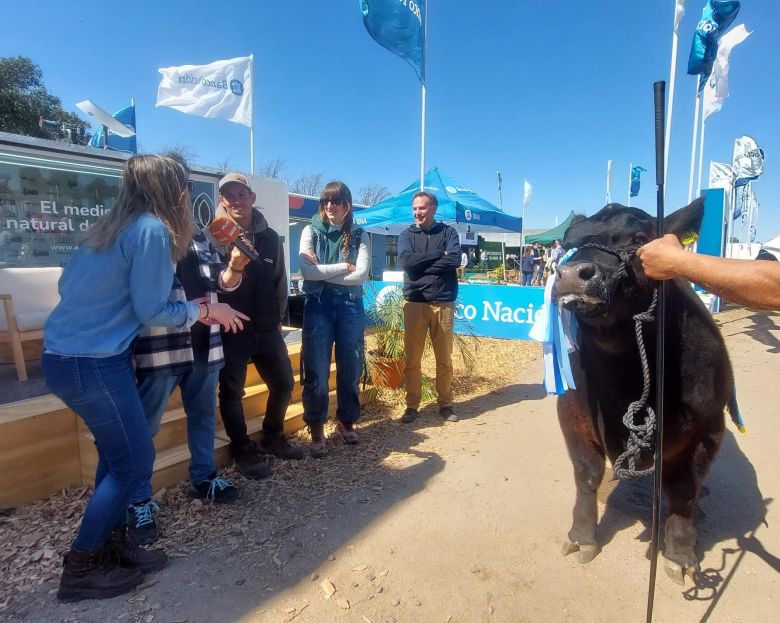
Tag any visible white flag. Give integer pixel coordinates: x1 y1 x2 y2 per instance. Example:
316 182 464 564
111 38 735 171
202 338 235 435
674 0 686 35
606 159 612 203
156 56 253 127
732 136 764 186
708 161 733 189
523 179 532 207
702 24 751 121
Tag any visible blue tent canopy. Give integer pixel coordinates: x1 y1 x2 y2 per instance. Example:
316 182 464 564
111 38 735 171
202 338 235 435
353 167 522 235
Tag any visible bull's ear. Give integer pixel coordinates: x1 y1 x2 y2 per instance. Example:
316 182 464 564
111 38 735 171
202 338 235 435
664 197 704 241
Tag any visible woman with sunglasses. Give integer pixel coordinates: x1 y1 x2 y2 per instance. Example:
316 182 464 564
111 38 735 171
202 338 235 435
42 155 247 602
299 181 371 457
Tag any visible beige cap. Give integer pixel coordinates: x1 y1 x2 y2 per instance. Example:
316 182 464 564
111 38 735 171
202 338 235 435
218 172 252 193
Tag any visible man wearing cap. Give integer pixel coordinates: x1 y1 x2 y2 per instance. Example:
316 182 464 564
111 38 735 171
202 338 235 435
212 173 304 478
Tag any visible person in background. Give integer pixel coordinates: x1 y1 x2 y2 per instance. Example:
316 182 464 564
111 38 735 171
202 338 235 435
215 173 305 478
637 233 780 310
41 155 245 602
127 163 250 544
458 249 469 281
398 191 461 424
548 239 565 275
521 247 535 286
299 181 371 457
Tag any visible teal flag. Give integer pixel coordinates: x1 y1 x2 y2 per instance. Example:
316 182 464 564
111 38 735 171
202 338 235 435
629 166 647 198
687 0 740 91
361 0 425 83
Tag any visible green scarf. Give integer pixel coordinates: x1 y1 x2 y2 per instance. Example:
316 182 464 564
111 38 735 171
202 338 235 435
311 213 344 264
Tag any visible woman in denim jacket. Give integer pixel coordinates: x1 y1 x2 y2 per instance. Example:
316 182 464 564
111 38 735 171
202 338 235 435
299 181 371 457
41 155 247 602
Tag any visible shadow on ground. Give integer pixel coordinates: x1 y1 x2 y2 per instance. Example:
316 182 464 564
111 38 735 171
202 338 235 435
586 430 772 616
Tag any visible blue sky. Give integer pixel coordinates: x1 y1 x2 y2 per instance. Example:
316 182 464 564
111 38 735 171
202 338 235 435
4 1 778 239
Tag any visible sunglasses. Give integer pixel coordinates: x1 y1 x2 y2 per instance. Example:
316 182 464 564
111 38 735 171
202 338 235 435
321 198 344 207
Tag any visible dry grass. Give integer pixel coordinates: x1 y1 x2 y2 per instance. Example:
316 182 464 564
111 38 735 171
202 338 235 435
0 336 541 616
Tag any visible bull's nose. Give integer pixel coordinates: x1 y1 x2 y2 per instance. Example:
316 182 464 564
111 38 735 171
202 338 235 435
557 261 597 282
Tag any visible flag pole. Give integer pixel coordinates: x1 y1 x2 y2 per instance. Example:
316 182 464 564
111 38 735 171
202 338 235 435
687 83 701 203
419 1 428 192
249 54 255 174
664 2 682 198
497 171 505 272
627 162 633 206
696 116 707 196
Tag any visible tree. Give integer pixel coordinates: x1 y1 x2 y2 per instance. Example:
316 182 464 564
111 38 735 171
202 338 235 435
159 143 198 164
258 158 287 180
0 56 88 138
290 173 323 197
357 184 391 206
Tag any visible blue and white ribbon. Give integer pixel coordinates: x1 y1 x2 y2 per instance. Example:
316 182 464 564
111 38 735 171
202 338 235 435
529 248 579 395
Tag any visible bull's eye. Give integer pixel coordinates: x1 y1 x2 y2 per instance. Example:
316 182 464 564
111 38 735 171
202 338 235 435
633 233 649 245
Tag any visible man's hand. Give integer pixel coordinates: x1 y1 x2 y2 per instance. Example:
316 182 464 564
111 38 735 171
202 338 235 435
636 234 687 280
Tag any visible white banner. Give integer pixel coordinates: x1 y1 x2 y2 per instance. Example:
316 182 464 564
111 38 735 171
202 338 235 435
733 136 764 186
702 24 751 121
708 161 733 189
674 0 686 34
523 179 533 207
156 56 253 127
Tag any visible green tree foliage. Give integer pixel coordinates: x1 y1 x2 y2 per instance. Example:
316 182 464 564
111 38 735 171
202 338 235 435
0 56 87 137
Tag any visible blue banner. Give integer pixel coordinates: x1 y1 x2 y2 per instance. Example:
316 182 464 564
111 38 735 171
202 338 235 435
88 105 137 153
364 281 546 340
629 165 646 198
361 0 426 83
687 0 740 84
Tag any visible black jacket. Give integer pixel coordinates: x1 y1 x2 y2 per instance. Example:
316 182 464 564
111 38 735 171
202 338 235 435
212 207 287 333
398 222 461 303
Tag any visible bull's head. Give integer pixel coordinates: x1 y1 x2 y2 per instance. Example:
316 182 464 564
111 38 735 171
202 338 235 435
553 198 704 324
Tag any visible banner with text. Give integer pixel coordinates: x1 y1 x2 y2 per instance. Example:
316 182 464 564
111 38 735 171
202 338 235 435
364 282 546 340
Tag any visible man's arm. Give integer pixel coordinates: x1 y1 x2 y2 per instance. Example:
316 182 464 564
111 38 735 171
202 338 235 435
398 230 444 273
637 234 780 310
275 236 288 323
423 227 462 275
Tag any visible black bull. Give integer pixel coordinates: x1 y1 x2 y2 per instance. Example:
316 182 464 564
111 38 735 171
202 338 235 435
552 198 733 584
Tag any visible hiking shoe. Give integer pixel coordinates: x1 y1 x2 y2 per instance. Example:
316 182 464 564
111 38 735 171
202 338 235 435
105 526 168 574
401 408 419 424
309 424 328 458
440 406 459 422
336 421 359 445
126 500 160 545
188 473 241 503
258 434 305 460
233 441 272 479
57 548 143 603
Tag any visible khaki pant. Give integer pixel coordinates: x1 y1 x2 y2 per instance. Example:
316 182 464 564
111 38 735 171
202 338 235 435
403 301 454 410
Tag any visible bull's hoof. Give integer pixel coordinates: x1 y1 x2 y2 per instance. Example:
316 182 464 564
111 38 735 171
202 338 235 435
562 540 599 563
663 559 697 586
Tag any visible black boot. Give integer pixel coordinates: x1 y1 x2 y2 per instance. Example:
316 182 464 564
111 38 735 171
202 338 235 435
106 525 168 574
233 440 272 479
57 547 143 603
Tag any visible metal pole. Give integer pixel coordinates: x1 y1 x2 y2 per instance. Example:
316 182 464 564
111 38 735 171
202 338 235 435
687 82 701 203
249 54 255 174
419 0 428 191
628 162 633 206
646 80 667 623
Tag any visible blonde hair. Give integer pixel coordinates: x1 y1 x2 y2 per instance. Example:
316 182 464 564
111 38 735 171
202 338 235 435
318 181 354 258
84 154 195 260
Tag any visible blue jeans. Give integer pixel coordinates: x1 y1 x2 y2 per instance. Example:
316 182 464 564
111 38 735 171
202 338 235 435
131 359 220 503
41 348 154 551
302 290 365 427
522 272 533 286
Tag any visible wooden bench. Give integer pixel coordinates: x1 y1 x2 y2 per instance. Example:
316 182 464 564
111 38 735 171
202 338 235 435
0 267 62 381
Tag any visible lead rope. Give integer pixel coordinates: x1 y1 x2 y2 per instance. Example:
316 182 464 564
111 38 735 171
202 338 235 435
573 242 658 480
613 289 658 480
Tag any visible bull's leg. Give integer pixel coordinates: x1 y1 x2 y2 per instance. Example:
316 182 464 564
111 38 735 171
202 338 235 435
661 431 723 585
558 396 605 563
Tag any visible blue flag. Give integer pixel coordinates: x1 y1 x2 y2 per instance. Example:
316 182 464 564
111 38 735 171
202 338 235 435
88 104 137 153
687 0 740 90
629 165 647 198
361 0 426 83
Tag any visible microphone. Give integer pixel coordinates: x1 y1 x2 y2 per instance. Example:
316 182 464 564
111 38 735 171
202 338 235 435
208 216 262 266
